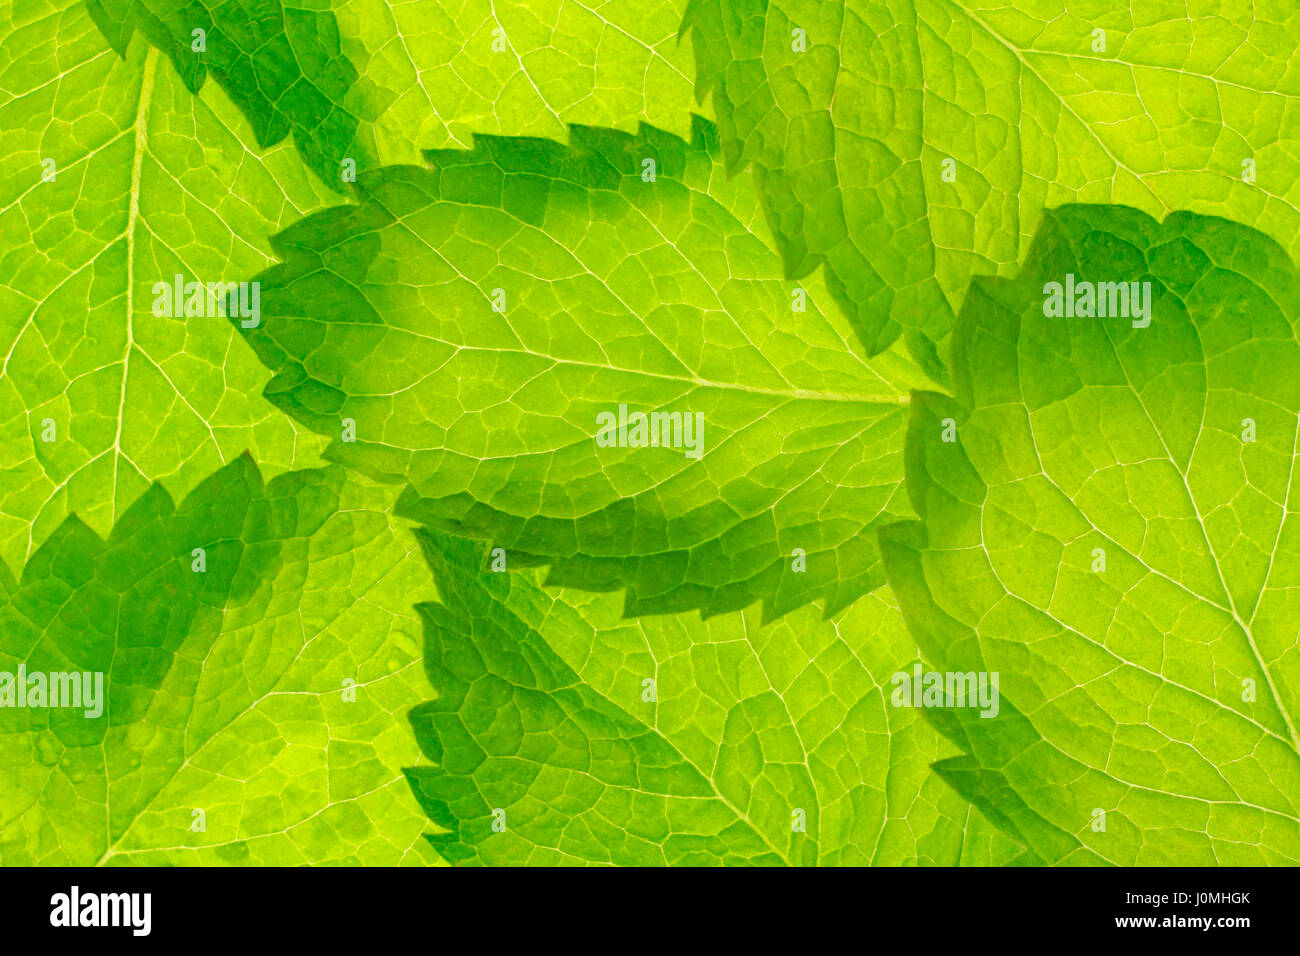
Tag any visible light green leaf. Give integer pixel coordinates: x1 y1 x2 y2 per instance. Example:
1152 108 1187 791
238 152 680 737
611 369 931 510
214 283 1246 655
86 0 365 187
683 0 1300 373
0 0 333 574
882 204 1300 864
335 0 709 160
239 118 939 620
0 456 441 865
405 530 1023 865
87 0 707 184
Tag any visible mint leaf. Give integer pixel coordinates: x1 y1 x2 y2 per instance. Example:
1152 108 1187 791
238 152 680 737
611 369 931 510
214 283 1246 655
0 1 332 573
405 530 1022 865
683 0 1300 373
87 0 363 187
334 0 707 158
239 119 937 620
0 457 439 865
88 0 706 184
883 204 1300 864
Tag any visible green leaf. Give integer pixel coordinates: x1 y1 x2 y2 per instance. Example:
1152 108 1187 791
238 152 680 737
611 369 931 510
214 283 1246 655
0 456 441 865
405 530 1023 865
683 0 1300 373
87 0 365 187
0 1 333 574
87 0 707 184
334 0 708 158
882 204 1300 864
239 118 939 621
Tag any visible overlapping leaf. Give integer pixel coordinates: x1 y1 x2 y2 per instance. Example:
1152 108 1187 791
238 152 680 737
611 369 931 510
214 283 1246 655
883 204 1300 864
0 456 440 865
0 0 333 574
8 0 1295 871
87 0 707 184
405 530 1023 865
333 0 707 158
87 0 364 186
237 117 940 621
683 0 1300 375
